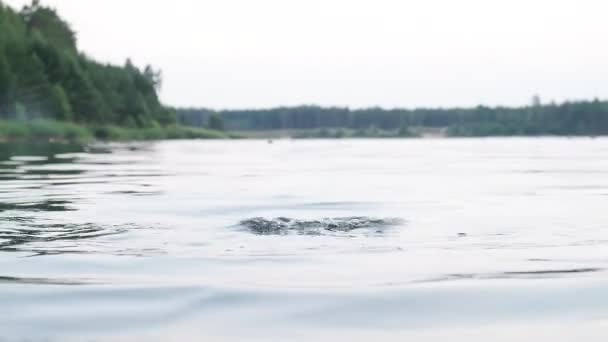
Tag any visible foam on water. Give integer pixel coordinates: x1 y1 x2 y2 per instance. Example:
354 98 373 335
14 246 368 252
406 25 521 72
239 216 405 235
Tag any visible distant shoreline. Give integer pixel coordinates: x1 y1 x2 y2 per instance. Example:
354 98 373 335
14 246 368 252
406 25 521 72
178 100 608 138
0 120 236 143
230 126 602 139
2 119 604 144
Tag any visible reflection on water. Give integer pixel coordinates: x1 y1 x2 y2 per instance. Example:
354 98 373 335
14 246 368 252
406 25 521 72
2 139 608 341
0 199 75 212
0 142 164 257
0 221 127 255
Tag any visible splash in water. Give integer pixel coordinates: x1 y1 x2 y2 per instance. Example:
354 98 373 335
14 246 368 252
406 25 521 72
239 216 404 235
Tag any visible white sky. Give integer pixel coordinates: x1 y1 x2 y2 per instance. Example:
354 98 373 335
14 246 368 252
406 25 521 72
4 0 608 109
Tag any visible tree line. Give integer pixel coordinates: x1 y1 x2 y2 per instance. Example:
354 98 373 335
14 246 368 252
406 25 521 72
177 99 608 137
0 0 175 128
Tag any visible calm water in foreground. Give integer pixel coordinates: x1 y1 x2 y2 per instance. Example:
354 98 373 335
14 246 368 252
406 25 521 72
1 138 608 341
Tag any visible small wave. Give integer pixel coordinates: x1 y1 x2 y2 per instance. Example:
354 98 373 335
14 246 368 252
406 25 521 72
0 276 99 286
239 216 404 235
416 268 603 284
0 222 127 252
0 221 167 257
0 199 75 212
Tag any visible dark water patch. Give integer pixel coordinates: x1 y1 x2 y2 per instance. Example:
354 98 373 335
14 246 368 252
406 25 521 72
240 217 404 235
83 142 156 156
0 216 35 223
0 276 99 286
0 217 169 256
106 190 163 197
0 222 128 254
23 169 87 176
84 142 152 153
418 268 603 284
46 180 113 187
0 175 20 181
0 200 75 212
504 268 602 275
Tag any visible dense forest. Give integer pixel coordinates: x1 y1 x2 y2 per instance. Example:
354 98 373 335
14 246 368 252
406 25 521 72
0 0 174 128
178 99 608 137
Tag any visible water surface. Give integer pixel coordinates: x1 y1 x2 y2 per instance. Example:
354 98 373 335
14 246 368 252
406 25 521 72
2 138 608 341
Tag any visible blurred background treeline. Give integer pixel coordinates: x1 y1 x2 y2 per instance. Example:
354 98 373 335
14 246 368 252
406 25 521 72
178 98 608 138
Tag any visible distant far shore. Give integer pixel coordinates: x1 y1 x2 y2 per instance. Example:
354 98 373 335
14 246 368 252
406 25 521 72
3 119 604 144
231 126 603 139
177 99 608 138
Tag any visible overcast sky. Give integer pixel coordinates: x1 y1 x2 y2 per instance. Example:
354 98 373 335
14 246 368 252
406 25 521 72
5 0 608 109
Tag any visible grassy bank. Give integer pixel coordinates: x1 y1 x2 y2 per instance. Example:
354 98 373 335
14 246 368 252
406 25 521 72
0 120 235 143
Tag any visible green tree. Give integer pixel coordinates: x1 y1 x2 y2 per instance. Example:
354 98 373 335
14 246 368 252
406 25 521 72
207 113 225 131
398 124 414 137
14 101 27 121
49 83 71 120
0 1 171 128
22 0 76 51
0 53 14 116
10 51 52 118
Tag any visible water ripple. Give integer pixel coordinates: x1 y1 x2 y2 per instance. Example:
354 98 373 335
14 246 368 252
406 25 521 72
239 216 405 235
416 268 604 284
0 222 128 253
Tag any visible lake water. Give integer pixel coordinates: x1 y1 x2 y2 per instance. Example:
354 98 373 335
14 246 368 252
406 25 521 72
1 138 608 341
